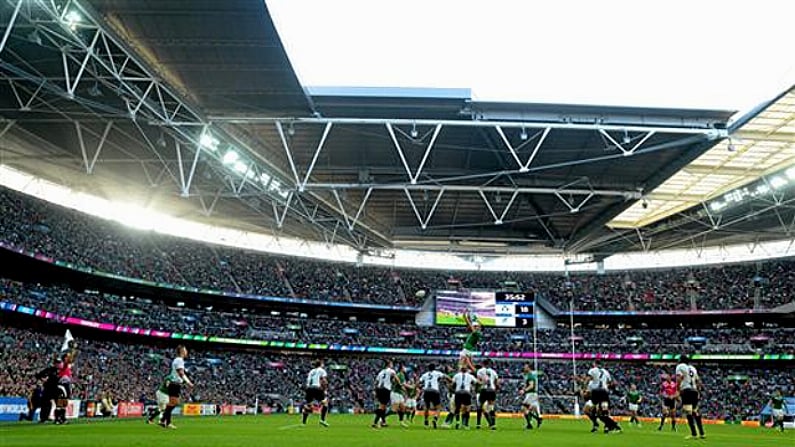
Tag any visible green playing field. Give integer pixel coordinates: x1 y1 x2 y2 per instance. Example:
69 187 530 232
1 414 791 447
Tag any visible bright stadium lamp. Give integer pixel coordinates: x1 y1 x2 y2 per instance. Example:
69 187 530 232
222 150 238 165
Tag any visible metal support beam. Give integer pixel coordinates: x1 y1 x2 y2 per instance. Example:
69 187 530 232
599 129 656 156
0 0 23 55
272 191 294 228
386 123 443 184
303 183 638 199
479 190 519 225
211 116 724 137
332 188 373 232
404 188 445 230
277 121 334 192
495 126 550 172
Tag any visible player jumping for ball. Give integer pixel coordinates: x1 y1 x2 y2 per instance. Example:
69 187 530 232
458 313 482 372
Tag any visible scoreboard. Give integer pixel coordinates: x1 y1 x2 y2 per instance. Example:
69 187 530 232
435 289 534 328
494 291 535 328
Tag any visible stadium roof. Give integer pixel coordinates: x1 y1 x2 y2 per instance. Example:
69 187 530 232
0 0 791 259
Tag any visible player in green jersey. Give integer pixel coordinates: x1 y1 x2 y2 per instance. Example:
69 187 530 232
768 389 788 432
520 364 543 429
458 313 482 373
625 384 643 426
392 365 409 427
146 377 171 425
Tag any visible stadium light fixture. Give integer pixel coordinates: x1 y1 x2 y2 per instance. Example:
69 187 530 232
233 161 248 175
520 127 528 141
770 176 787 189
410 122 418 138
64 10 81 30
222 149 239 165
200 132 219 151
622 129 631 144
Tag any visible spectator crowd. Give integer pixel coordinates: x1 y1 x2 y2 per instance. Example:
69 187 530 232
1 187 794 311
0 325 790 422
2 278 793 355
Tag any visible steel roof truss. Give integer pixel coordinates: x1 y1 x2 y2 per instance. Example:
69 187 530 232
478 189 519 225
0 0 22 55
598 129 656 156
386 123 442 184
495 126 550 172
277 121 333 192
404 187 444 230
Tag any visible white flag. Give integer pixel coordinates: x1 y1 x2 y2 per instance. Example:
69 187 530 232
60 329 74 352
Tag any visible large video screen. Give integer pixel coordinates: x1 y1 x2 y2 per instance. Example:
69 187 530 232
434 290 534 328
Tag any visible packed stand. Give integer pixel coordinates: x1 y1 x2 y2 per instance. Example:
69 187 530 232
2 187 795 310
2 278 793 355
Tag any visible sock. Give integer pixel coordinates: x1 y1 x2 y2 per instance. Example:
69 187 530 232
163 405 175 426
148 409 161 422
659 414 666 427
424 412 429 425
588 412 599 427
398 410 404 422
445 412 454 424
373 409 381 425
694 414 704 436
686 414 696 436
490 410 496 426
672 415 676 429
462 411 470 427
524 412 532 427
534 412 542 423
476 408 482 426
320 406 328 421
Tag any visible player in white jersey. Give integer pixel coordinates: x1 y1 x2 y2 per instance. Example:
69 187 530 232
451 366 478 429
303 359 329 427
372 359 401 428
586 361 621 434
676 355 705 440
418 364 448 429
476 359 499 430
161 345 193 429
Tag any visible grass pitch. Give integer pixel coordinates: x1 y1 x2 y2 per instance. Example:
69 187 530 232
1 414 791 447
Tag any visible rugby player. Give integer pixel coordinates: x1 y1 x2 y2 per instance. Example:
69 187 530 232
372 359 400 428
451 365 477 429
160 345 194 429
418 364 448 428
676 355 705 440
520 363 543 430
476 359 499 430
303 359 330 427
586 361 621 434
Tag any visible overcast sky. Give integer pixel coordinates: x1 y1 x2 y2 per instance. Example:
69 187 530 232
268 0 794 116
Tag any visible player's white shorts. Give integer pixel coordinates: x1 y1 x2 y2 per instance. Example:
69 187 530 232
155 390 169 411
459 349 473 362
628 403 639 412
405 398 417 409
583 400 594 409
390 392 405 406
772 408 784 419
523 392 540 410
